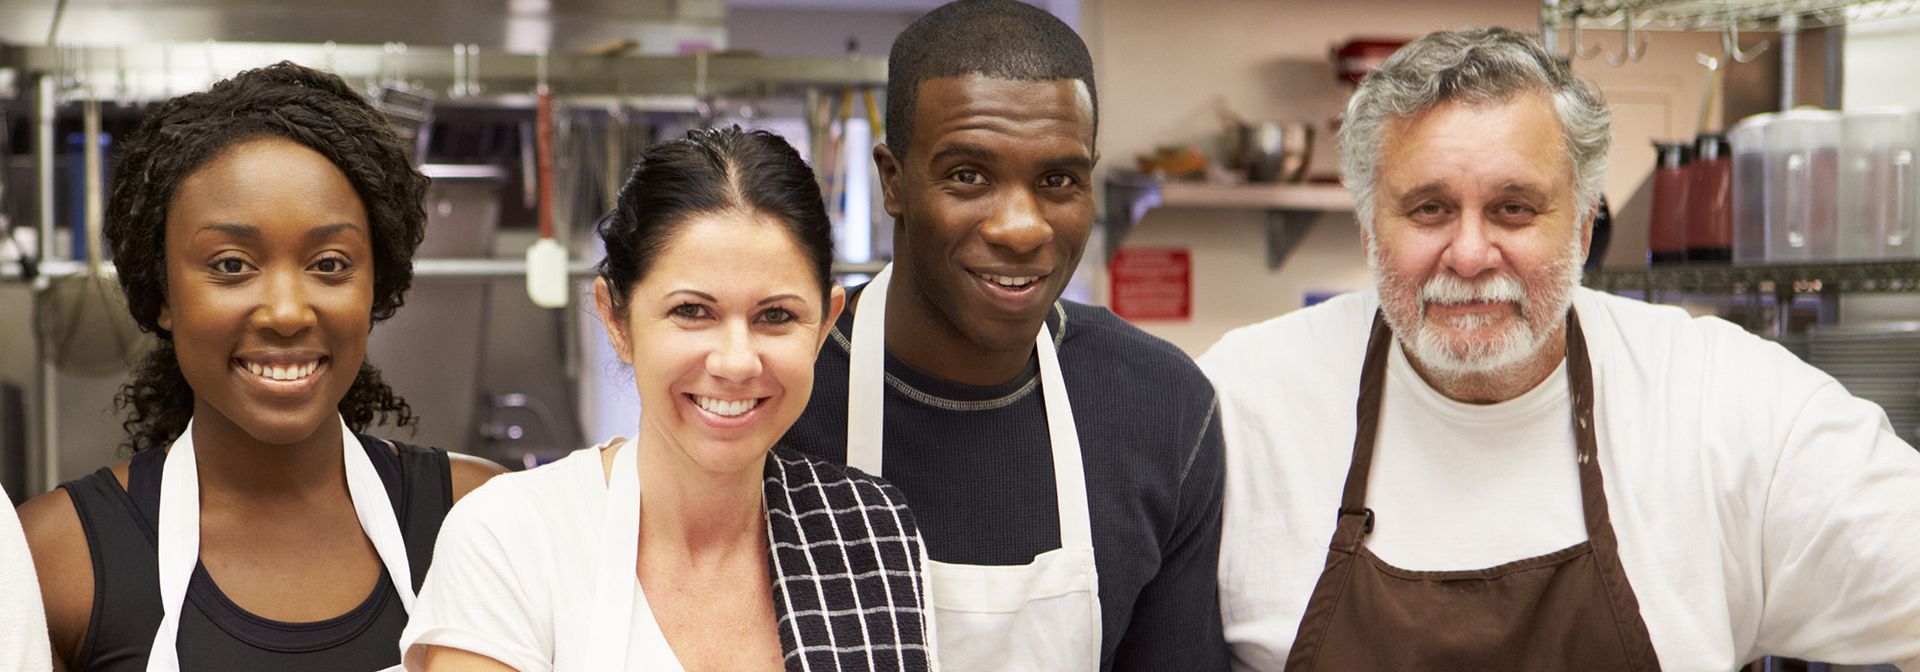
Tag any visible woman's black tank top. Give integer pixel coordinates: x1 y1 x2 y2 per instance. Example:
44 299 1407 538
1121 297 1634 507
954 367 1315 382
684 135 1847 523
58 435 452 671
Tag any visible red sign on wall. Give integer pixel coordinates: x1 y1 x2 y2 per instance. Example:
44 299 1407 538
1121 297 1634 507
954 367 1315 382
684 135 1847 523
1110 248 1191 321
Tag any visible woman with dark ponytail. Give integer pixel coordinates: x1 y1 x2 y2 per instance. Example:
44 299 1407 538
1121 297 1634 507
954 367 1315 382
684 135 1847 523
18 61 505 671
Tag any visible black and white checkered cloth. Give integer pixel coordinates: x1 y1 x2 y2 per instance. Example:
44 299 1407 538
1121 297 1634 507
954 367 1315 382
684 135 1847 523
763 446 934 672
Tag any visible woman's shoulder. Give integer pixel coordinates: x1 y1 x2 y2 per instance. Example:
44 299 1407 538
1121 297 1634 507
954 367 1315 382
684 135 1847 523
440 446 606 537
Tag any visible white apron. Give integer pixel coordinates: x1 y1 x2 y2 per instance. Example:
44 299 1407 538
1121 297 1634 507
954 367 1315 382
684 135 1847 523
847 263 1103 671
148 416 415 671
579 439 685 671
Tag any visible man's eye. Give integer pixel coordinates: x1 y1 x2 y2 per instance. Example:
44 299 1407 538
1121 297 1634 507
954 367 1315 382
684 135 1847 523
1414 203 1447 217
954 170 983 185
1042 174 1079 189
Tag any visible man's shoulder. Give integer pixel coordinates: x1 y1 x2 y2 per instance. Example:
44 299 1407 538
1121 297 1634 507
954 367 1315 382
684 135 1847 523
1058 300 1214 399
1574 288 1838 405
1574 288 1807 366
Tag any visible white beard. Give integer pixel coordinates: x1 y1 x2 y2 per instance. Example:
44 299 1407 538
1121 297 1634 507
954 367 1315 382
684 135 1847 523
1369 234 1586 379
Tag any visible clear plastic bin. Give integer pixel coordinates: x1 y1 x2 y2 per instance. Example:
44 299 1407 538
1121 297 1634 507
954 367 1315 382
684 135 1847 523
1838 108 1919 260
1765 110 1843 262
1729 114 1772 265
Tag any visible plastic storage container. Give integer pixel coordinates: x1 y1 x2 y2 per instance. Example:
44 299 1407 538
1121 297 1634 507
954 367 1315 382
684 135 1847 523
1729 114 1772 265
1649 141 1692 264
1765 110 1843 262
1838 108 1919 260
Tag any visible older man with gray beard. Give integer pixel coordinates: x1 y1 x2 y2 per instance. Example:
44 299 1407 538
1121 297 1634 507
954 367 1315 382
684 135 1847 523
1199 27 1920 671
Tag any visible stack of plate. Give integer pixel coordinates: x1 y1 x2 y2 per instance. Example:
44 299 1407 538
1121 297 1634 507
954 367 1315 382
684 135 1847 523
1806 322 1920 445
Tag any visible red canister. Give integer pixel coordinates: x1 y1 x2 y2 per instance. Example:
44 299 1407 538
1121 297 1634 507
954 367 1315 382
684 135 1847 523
1687 133 1734 263
1649 142 1692 265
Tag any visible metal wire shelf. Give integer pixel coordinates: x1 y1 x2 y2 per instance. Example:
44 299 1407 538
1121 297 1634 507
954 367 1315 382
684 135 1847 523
1552 0 1920 31
1583 260 1920 294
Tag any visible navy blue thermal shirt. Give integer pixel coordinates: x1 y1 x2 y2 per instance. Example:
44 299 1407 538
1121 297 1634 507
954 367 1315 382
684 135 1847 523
782 287 1229 671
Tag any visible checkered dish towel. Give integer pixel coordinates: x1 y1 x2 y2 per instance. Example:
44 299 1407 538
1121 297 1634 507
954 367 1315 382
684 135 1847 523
763 446 935 672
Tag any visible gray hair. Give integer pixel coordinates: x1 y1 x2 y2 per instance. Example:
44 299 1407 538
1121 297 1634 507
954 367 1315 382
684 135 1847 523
1339 27 1611 233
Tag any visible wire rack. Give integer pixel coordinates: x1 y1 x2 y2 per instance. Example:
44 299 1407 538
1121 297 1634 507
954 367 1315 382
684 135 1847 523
1554 0 1920 30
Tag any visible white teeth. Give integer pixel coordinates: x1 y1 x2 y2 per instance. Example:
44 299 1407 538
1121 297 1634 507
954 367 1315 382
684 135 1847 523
693 395 759 418
241 360 319 381
981 273 1038 287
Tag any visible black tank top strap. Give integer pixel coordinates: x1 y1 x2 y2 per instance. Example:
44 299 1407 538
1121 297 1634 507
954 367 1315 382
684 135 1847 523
363 435 453 591
60 465 164 670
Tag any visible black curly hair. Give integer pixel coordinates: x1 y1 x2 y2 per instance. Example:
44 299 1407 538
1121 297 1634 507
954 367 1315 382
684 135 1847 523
106 61 428 452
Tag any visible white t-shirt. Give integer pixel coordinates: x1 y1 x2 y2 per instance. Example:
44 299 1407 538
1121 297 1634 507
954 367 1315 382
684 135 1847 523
399 443 679 671
1 485 52 672
1199 288 1920 672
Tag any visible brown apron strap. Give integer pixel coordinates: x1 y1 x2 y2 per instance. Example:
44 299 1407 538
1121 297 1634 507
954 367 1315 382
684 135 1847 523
1562 311 1663 666
1330 312 1395 552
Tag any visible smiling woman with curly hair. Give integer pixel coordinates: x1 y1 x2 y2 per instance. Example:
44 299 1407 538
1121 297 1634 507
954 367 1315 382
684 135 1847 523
16 61 505 672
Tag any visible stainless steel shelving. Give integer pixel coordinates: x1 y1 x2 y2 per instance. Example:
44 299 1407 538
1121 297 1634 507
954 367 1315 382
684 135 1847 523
1548 0 1920 31
1584 260 1920 294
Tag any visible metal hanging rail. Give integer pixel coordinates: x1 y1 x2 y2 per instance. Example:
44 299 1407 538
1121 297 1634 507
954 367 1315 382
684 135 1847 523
0 40 887 105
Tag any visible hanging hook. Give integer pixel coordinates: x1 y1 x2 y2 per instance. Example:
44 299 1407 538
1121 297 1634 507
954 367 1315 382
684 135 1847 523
1569 16 1608 60
1605 7 1650 66
1723 24 1770 63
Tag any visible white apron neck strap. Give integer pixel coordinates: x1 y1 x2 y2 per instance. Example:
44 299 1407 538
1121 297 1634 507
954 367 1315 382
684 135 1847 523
147 416 417 671
147 420 201 672
1034 323 1093 552
340 417 415 613
846 263 894 474
583 439 643 669
845 260 1092 553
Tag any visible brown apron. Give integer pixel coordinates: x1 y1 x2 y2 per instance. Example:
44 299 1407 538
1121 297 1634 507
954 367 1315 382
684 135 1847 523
1284 311 1663 671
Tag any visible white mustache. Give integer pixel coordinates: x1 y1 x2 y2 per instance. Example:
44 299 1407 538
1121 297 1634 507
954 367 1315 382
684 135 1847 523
1419 274 1527 308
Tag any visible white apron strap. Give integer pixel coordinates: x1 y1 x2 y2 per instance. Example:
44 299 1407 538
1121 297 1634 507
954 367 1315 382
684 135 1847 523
1034 326 1093 553
147 420 201 672
583 439 642 669
341 417 415 614
147 416 416 671
577 439 684 671
846 263 894 473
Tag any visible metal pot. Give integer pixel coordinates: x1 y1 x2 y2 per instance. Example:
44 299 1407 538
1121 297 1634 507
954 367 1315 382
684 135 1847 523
1233 121 1313 183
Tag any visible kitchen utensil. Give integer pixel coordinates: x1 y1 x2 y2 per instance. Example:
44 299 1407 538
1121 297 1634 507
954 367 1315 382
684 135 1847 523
1236 121 1312 183
35 98 148 375
526 84 569 309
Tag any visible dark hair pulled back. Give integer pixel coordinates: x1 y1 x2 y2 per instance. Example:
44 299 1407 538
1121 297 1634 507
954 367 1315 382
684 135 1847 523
595 126 834 316
106 61 428 452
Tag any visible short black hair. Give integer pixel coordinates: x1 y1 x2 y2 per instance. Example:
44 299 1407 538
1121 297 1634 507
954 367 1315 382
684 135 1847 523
596 126 834 316
106 61 428 451
885 0 1098 157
